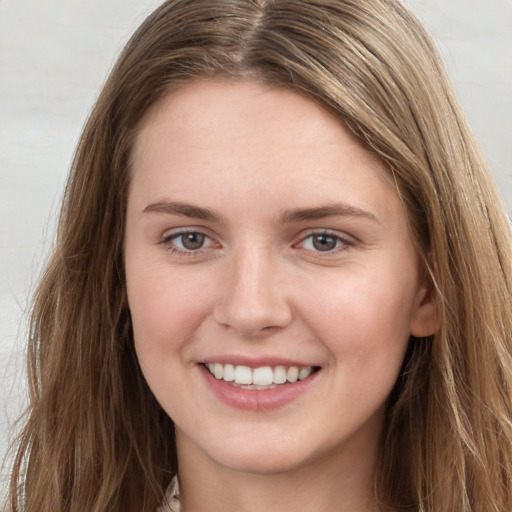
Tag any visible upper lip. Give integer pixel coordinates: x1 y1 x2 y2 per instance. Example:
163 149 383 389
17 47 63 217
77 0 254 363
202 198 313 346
200 355 319 368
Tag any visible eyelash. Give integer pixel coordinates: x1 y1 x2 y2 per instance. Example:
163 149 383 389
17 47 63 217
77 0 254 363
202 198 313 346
295 230 354 255
159 229 354 256
159 229 218 256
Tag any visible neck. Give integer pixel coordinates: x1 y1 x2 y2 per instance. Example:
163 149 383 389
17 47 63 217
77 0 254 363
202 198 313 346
175 430 380 512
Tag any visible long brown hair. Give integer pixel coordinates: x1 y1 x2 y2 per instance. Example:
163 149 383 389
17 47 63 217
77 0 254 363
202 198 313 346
8 1 512 510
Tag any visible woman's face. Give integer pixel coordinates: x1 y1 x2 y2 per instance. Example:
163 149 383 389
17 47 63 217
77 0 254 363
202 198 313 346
125 80 437 476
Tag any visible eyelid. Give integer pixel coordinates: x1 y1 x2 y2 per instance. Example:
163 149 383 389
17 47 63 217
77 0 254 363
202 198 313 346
160 226 208 241
294 229 356 254
157 226 355 256
159 227 220 254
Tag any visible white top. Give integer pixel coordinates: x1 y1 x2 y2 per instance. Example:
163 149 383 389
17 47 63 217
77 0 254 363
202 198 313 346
157 476 182 512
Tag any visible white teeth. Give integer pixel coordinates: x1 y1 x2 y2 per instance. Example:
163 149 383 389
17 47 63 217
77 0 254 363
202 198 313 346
234 365 253 385
205 363 316 386
286 366 299 383
298 367 313 380
273 365 287 384
214 363 223 379
223 363 235 382
253 366 274 386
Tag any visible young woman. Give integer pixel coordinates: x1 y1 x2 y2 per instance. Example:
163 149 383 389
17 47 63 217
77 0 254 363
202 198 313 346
7 1 512 511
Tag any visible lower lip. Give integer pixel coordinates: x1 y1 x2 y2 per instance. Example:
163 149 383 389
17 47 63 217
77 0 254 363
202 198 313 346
199 365 319 411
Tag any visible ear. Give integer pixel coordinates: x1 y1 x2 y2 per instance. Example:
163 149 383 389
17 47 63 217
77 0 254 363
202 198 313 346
410 280 441 337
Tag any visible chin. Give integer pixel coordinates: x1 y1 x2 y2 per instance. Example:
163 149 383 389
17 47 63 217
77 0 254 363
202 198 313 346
201 434 320 476
216 452 305 475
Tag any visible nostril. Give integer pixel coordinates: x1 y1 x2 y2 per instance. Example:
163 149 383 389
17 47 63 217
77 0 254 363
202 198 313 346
213 302 293 336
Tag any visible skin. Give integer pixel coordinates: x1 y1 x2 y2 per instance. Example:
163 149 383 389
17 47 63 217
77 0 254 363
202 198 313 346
125 80 438 512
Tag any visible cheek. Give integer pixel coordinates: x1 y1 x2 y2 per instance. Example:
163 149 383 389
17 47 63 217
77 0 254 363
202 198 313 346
296 263 417 363
126 259 213 357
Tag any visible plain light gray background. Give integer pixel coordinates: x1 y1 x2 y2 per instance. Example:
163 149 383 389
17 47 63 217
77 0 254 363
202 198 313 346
1 0 511 496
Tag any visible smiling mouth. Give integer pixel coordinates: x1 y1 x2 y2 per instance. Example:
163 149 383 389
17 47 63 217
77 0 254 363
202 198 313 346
203 363 320 390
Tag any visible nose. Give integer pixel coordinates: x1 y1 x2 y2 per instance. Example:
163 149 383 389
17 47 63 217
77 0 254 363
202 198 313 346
213 246 293 337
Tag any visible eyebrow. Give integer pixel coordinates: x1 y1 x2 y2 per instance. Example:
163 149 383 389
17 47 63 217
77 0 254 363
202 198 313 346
142 200 380 224
279 203 381 224
142 201 220 221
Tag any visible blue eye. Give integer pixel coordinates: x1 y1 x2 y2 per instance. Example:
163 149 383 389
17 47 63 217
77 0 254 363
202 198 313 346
299 233 350 252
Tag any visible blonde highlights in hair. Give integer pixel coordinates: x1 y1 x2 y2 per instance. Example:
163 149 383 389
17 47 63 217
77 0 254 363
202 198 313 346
8 1 512 511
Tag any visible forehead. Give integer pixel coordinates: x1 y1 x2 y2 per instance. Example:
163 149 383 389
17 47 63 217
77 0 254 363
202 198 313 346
132 80 390 174
129 79 399 220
